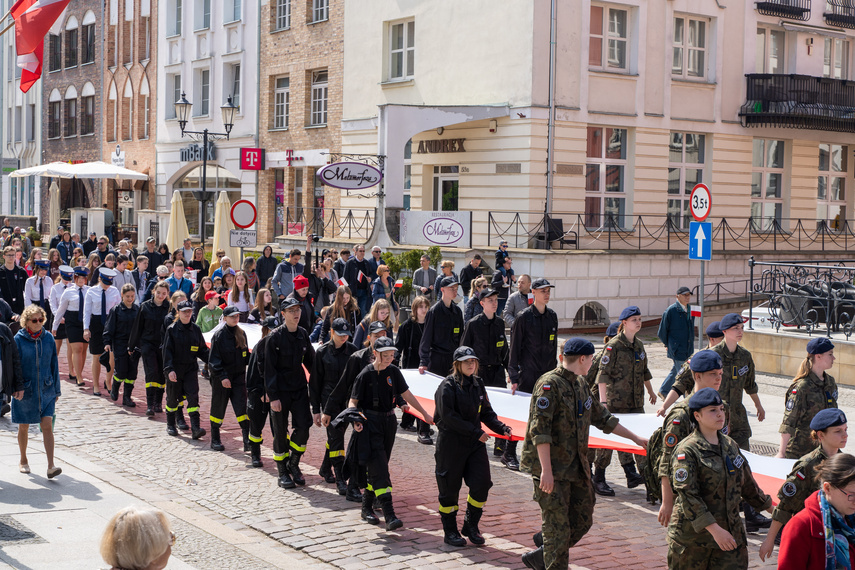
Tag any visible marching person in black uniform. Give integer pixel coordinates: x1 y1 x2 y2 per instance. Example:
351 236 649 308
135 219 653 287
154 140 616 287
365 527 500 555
246 316 279 468
207 306 251 452
311 317 358 494
434 346 511 547
128 280 171 416
265 297 315 489
83 267 120 396
505 277 558 471
350 336 434 530
162 300 209 439
104 284 141 407
418 275 464 445
395 296 429 432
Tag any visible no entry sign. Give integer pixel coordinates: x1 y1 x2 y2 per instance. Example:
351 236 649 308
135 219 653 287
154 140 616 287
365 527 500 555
230 200 257 229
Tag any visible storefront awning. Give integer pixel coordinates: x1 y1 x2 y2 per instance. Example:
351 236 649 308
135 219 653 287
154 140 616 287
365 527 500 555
9 161 149 181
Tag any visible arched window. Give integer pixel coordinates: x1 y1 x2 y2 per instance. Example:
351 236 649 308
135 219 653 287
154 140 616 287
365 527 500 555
82 11 96 64
138 75 150 139
122 79 133 140
81 82 95 135
64 15 79 68
107 81 117 141
63 86 77 138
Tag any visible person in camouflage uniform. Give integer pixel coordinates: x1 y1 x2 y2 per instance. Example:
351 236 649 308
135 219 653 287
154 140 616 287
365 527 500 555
759 407 848 562
520 338 648 570
593 306 656 497
667 388 773 570
584 322 618 475
657 321 724 416
777 337 839 460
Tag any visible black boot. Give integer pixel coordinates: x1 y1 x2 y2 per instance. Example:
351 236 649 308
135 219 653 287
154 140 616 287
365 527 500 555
319 451 335 484
145 390 154 416
493 438 506 457
210 424 225 451
501 441 520 471
346 478 363 502
190 413 206 440
743 502 772 532
166 411 178 436
110 377 121 401
288 452 305 486
277 459 295 489
361 491 379 525
461 506 485 546
249 442 263 468
241 423 250 452
441 511 466 547
333 463 347 495
377 493 403 531
176 407 189 431
593 467 615 497
622 462 644 489
154 389 164 413
122 383 136 407
521 546 545 570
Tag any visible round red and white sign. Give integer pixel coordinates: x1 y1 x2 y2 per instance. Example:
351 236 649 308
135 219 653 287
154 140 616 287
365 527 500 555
230 200 257 229
690 183 712 222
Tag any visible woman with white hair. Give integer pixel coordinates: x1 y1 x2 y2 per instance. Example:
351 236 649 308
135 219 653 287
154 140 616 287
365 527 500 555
100 506 174 570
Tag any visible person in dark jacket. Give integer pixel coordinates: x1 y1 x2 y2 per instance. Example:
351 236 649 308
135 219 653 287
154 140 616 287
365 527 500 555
395 296 429 431
129 280 171 417
246 316 278 468
0 245 28 318
286 274 316 333
494 241 509 269
320 286 361 343
104 284 141 408
433 346 511 547
256 246 279 289
0 320 23 420
418 275 464 445
162 300 209 439
657 286 695 398
311 318 358 494
491 257 514 315
82 232 99 257
343 245 372 318
265 297 316 489
303 249 337 312
370 265 399 315
458 254 483 306
207 306 251 452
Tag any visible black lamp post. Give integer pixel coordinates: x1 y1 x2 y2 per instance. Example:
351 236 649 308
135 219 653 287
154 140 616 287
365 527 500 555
174 93 238 249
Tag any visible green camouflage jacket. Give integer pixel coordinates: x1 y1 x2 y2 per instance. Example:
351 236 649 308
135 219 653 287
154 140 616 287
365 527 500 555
779 371 838 459
658 399 731 479
772 445 830 524
596 333 653 411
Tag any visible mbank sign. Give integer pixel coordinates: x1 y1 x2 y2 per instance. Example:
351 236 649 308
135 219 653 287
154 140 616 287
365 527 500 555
316 162 382 190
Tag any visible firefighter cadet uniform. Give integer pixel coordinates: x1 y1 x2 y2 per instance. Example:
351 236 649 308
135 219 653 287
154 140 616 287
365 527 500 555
265 297 315 489
208 306 251 452
506 278 558 470
434 346 510 547
104 295 141 407
246 316 279 468
311 317 358 494
460 288 508 389
162 300 209 439
521 338 620 570
128 287 171 416
667 389 772 570
779 337 839 459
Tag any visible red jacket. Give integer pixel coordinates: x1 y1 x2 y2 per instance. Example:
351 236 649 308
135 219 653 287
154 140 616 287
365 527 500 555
779 490 855 570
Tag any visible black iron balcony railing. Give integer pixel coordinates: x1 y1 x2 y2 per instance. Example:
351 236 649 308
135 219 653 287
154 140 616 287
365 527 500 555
755 0 811 20
739 73 855 132
825 1 855 28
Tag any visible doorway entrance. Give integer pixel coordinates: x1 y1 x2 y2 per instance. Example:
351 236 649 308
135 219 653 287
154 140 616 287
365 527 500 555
433 166 459 211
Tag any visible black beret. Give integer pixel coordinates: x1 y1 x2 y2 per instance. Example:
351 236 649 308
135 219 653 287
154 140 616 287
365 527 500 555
806 337 834 355
688 387 723 411
563 338 595 356
810 408 847 431
689 350 722 373
606 322 619 337
705 321 723 338
619 306 641 321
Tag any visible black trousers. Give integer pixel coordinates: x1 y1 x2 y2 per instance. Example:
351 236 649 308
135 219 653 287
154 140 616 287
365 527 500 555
247 390 271 444
480 364 506 389
270 387 311 462
365 413 398 496
114 349 141 394
210 373 248 427
327 423 346 466
166 368 200 415
141 345 165 391
518 367 551 394
435 432 493 512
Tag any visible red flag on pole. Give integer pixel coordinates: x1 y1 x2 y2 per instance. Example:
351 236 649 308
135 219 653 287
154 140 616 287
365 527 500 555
18 40 41 93
10 0 70 92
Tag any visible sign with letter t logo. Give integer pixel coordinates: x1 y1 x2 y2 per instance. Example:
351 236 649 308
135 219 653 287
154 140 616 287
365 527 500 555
240 148 265 170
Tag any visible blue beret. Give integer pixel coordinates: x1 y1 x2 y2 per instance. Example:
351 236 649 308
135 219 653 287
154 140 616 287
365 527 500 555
688 387 723 411
605 322 620 337
562 337 595 356
689 350 722 373
806 337 834 355
720 313 743 331
810 408 847 431
73 267 89 277
705 321 723 338
619 306 641 321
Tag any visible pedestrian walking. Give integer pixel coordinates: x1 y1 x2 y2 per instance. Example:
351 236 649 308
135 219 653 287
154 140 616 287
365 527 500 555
319 286 360 342
395 296 429 432
207 306 251 452
52 267 89 388
84 267 121 396
227 270 255 322
195 291 223 333
162 300 209 439
100 505 174 570
353 299 392 349
656 286 695 399
49 265 76 383
104 284 141 407
342 245 372 317
246 316 279 468
128 280 171 416
0 244 28 320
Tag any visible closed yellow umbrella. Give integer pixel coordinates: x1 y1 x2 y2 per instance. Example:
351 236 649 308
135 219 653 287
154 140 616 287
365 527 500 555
211 191 240 268
165 190 190 254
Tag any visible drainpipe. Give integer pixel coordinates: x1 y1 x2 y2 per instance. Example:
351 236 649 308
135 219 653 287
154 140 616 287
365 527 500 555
544 0 557 215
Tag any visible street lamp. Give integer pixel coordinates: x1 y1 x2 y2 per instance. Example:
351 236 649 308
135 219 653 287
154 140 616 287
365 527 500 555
174 93 239 249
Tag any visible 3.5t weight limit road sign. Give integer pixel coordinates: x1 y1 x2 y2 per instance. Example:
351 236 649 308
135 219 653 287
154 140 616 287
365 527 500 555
690 183 712 222
689 221 712 261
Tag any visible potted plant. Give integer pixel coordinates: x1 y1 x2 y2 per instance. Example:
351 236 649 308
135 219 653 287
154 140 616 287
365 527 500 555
382 245 442 321
27 227 42 247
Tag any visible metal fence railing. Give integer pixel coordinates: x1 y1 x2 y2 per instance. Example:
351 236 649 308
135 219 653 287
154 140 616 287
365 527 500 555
285 207 374 241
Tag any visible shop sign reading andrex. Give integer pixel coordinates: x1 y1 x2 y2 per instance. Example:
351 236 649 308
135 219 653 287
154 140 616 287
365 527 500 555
316 162 383 190
400 211 472 248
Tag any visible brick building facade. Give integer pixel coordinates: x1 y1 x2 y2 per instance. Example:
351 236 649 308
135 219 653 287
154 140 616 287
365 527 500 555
257 0 342 243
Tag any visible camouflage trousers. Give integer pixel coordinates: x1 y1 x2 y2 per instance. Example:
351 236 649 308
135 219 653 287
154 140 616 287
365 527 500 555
667 538 747 570
593 407 646 472
533 478 595 570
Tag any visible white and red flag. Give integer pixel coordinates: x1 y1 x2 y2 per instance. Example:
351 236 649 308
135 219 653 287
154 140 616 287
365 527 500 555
394 279 404 288
336 277 348 287
357 270 366 284
10 0 70 92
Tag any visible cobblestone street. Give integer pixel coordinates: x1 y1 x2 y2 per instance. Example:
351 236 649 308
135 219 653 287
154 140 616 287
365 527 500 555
0 331 799 569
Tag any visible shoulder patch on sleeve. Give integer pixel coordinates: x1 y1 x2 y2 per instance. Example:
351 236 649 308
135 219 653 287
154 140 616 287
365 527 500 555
676 453 686 461
734 455 745 469
674 468 689 482
791 387 798 394
601 355 610 365
542 384 551 391
606 346 613 350
672 419 681 425
786 398 795 411
738 365 749 376
536 397 550 410
584 396 592 410
665 434 678 448
722 425 729 435
796 471 806 480
782 482 797 497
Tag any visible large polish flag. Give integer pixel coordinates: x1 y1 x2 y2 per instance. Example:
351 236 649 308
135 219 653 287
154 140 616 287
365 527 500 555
11 0 70 92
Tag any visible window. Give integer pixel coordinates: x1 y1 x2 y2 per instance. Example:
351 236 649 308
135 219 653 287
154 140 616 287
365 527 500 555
310 70 327 126
225 0 240 23
585 126 628 229
672 16 706 79
589 5 629 71
65 27 78 68
751 139 785 231
14 106 21 142
310 0 328 23
49 34 61 72
82 23 95 63
170 0 182 35
139 16 150 60
107 82 118 141
818 144 847 230
109 24 117 67
27 104 35 141
667 133 705 230
139 93 150 139
824 38 849 80
274 0 290 30
230 63 240 108
48 90 61 138
273 76 289 129
81 96 95 135
389 20 415 80
167 74 181 119
196 0 210 30
756 28 785 74
64 96 77 137
403 139 412 210
195 69 210 116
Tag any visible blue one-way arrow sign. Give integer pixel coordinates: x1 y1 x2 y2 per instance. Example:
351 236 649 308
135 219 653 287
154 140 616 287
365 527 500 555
688 221 712 261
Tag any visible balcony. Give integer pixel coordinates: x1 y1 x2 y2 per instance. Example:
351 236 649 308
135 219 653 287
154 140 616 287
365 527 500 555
755 0 811 20
739 73 855 132
825 1 855 28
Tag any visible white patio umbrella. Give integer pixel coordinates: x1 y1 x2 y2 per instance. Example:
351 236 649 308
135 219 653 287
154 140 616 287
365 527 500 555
9 161 148 181
211 191 240 266
165 191 190 255
48 181 61 234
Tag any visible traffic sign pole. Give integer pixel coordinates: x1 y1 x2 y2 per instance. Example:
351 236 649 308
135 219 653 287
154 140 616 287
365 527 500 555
698 260 704 351
689 183 713 352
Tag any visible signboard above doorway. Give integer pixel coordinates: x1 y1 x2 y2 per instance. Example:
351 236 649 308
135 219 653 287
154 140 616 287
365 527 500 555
400 210 472 248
